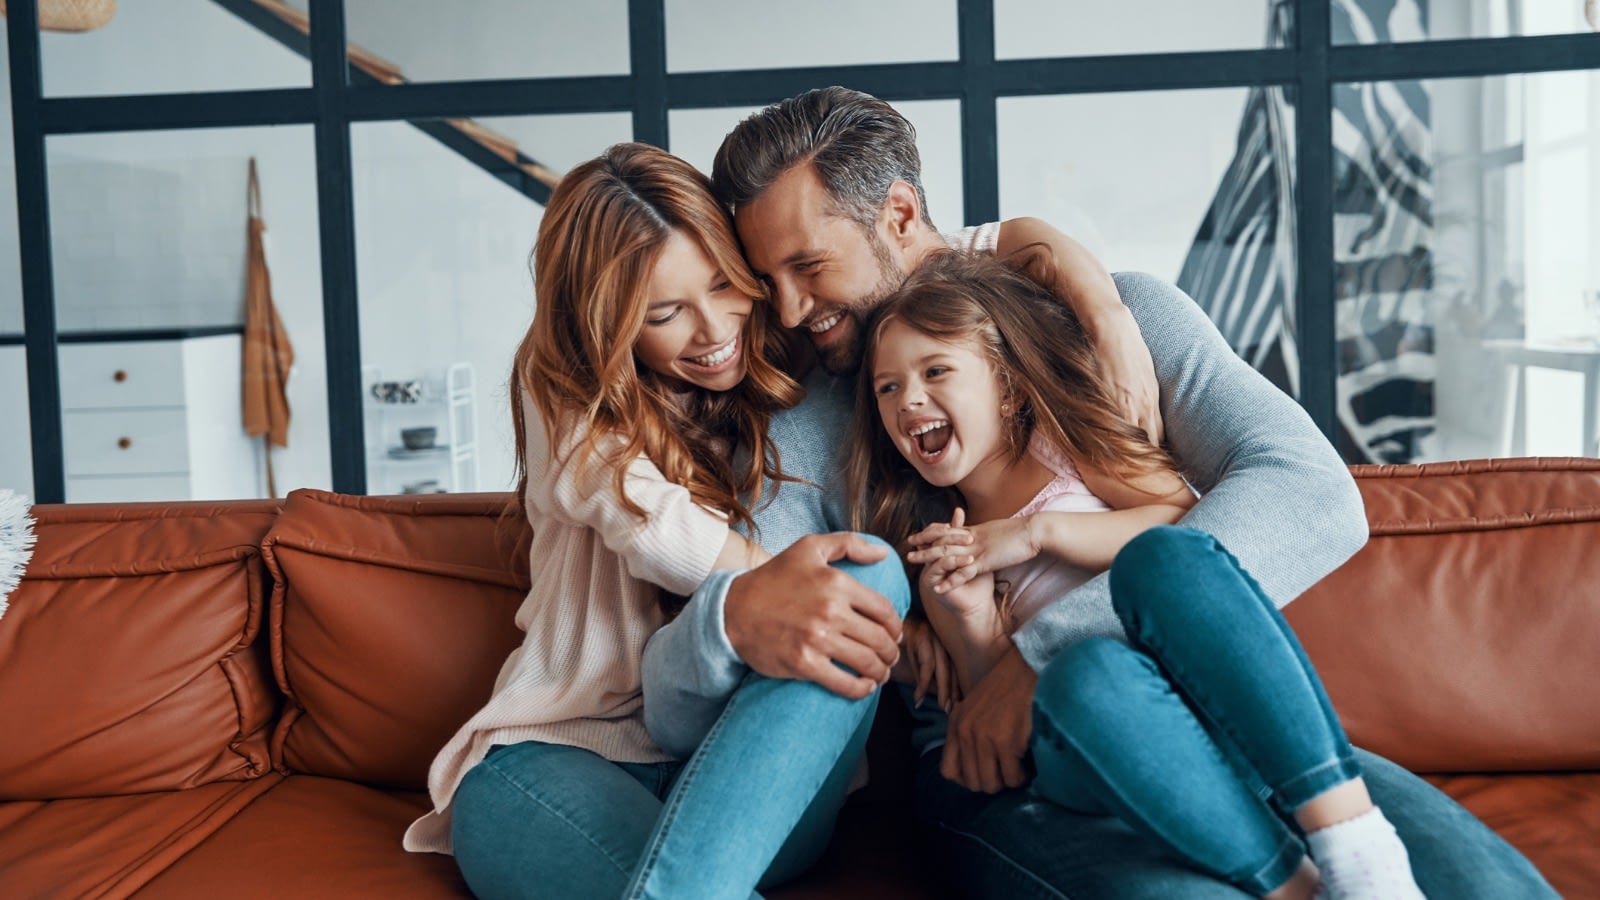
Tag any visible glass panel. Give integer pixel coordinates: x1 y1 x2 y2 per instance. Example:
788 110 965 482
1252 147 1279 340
37 0 312 97
996 0 1284 58
1334 0 1600 43
0 343 32 499
669 100 965 233
345 0 629 84
46 126 329 501
476 111 634 176
666 0 957 73
352 117 577 496
999 88 1300 399
1337 72 1600 464
1 35 32 497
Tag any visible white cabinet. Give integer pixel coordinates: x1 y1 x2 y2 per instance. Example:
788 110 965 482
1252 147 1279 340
59 333 261 502
363 362 479 495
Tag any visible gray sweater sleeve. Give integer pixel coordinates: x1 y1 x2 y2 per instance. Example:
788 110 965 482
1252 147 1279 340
641 569 747 758
641 374 852 757
1010 272 1369 672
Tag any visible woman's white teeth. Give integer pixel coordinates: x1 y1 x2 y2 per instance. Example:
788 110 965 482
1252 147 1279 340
809 312 844 333
689 339 737 367
908 420 949 437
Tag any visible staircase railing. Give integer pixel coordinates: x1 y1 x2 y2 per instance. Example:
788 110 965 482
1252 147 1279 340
211 0 560 204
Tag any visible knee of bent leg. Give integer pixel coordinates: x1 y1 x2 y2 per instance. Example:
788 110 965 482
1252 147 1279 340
1033 637 1145 733
1108 525 1215 620
835 533 912 618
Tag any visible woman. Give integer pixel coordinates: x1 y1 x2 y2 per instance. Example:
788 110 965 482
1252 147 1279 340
403 143 909 900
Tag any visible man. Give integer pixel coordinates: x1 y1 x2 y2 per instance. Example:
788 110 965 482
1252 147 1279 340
693 85 1554 898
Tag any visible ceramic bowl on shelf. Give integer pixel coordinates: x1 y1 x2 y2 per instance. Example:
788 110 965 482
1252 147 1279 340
400 426 437 450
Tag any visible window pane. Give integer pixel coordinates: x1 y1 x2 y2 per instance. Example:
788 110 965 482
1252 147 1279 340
1336 72 1600 464
1334 0 1600 43
46 126 329 501
38 1 311 97
669 100 964 233
345 0 630 84
1000 88 1300 399
353 116 596 496
666 0 957 73
996 0 1284 58
1 33 32 498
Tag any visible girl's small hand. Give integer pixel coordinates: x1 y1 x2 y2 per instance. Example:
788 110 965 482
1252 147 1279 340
901 617 960 711
920 563 999 627
910 511 1041 593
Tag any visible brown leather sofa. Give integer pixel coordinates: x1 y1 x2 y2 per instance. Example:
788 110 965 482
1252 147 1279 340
1 458 1595 899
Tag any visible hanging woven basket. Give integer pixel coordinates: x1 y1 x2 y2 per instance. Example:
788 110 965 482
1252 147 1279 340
0 0 116 32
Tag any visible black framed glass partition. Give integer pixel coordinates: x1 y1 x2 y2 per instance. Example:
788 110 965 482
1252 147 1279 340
7 0 1598 502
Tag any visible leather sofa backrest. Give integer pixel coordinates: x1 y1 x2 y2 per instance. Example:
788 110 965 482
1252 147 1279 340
0 501 280 800
1287 458 1600 773
262 489 529 790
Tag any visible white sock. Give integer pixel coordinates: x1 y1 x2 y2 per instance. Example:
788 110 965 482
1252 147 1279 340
1305 808 1426 899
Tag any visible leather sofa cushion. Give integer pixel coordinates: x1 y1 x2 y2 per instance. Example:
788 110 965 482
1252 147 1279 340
1287 458 1600 773
0 776 281 899
263 489 529 789
132 776 471 898
1429 772 1600 899
0 501 280 800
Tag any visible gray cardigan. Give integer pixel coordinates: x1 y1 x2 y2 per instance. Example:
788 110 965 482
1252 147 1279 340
641 271 1368 758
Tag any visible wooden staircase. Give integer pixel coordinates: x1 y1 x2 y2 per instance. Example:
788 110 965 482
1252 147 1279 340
213 0 561 204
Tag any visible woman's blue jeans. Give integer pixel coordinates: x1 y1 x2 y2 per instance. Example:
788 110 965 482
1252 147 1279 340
448 543 911 900
1029 525 1362 896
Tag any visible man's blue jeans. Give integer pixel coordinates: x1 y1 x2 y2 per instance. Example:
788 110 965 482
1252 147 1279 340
915 526 1555 898
449 545 911 900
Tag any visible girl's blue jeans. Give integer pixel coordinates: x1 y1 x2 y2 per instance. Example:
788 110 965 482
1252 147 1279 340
1029 525 1362 896
448 545 911 900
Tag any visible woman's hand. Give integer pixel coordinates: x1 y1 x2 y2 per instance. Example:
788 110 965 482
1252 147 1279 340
900 616 961 712
908 508 1041 594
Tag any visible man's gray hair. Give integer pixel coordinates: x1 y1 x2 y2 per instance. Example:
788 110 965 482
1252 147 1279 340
711 86 934 231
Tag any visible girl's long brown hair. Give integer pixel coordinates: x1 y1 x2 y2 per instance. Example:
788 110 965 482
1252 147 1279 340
847 249 1178 548
510 142 801 540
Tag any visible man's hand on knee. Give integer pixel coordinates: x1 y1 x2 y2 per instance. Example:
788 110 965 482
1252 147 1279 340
724 532 903 699
942 645 1037 793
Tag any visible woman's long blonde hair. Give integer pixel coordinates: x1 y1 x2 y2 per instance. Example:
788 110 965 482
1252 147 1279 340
511 142 801 538
847 249 1178 548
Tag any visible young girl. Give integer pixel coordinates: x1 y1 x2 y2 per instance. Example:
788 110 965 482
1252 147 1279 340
849 250 1424 900
404 143 908 900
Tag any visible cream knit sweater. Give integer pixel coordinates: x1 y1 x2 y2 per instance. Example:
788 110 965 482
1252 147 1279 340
403 397 730 853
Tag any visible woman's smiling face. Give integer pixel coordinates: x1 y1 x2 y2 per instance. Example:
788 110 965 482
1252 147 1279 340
633 229 755 393
871 319 1012 490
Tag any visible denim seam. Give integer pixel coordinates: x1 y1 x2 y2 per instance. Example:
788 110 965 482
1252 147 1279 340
1244 832 1306 896
622 678 743 900
1035 698 1301 894
478 753 636 878
1275 753 1362 811
1126 582 1354 809
931 820 1072 900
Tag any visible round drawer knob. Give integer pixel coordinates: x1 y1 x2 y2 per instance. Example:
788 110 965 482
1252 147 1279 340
113 370 128 383
117 437 133 450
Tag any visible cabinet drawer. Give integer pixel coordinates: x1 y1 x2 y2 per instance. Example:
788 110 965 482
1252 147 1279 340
59 341 187 410
66 475 193 504
63 408 190 476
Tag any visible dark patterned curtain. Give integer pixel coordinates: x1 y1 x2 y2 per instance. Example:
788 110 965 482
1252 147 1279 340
1177 0 1436 463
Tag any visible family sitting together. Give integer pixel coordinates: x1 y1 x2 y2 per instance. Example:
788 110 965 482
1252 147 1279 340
402 87 1554 900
